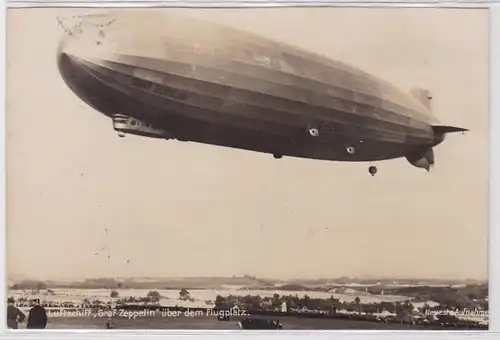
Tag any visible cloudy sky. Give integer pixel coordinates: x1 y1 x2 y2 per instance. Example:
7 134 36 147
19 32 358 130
6 8 489 281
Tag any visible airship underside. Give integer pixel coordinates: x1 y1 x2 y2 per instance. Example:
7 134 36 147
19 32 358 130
57 12 467 173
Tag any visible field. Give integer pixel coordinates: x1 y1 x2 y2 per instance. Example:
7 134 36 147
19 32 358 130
8 287 410 307
22 315 449 330
9 285 488 330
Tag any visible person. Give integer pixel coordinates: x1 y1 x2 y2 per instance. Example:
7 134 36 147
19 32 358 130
105 317 114 329
6 297 25 329
26 299 47 329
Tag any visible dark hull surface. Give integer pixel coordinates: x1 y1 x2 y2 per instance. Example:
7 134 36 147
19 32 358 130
57 12 440 162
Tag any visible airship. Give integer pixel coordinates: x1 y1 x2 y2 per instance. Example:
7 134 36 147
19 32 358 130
57 12 467 176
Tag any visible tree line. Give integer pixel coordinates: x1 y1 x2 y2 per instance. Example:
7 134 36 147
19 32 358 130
214 293 488 314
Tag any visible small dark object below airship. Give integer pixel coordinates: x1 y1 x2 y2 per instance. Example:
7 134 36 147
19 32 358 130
369 166 378 176
57 12 468 175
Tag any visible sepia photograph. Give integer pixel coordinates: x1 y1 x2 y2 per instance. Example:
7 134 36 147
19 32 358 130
6 7 489 330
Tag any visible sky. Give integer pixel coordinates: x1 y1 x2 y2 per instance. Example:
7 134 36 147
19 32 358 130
6 8 489 281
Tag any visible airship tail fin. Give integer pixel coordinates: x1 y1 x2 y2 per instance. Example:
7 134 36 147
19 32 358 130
431 125 468 147
410 88 432 110
431 125 469 135
406 125 468 172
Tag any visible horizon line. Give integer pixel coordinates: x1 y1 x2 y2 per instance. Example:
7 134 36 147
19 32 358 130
8 274 488 283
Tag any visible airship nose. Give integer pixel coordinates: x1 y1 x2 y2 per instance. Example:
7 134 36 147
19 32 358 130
57 30 113 67
56 14 120 119
56 13 117 71
57 14 119 104
57 45 103 117
57 37 95 99
57 50 81 94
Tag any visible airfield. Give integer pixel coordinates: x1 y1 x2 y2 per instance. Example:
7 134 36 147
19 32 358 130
5 287 424 330
8 287 410 307
7 274 488 330
23 314 445 330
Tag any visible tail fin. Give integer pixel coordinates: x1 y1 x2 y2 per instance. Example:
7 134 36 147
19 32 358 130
432 125 468 146
410 88 432 110
406 147 434 172
432 125 469 134
407 125 468 171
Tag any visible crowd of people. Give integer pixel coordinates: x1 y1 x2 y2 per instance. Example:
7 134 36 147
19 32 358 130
7 297 47 329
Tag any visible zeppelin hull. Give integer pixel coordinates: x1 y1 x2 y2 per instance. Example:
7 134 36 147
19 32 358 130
58 12 439 162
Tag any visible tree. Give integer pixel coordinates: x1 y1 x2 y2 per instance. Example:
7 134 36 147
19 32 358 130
147 291 161 302
240 295 263 309
354 296 361 314
421 303 431 314
285 296 298 309
402 300 414 312
215 295 225 307
110 290 119 298
179 288 190 300
395 301 403 314
302 295 311 309
378 301 396 313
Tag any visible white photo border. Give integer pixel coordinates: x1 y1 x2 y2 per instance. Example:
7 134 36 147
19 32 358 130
1 0 498 339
